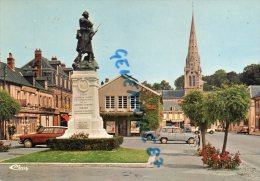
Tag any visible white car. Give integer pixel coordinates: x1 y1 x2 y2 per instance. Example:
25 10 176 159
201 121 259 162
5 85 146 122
190 127 214 134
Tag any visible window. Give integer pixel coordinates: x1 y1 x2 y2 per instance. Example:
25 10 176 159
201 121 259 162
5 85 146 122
42 128 53 134
167 128 173 133
162 128 167 132
105 96 115 109
130 96 140 109
173 128 182 133
53 128 64 134
56 95 59 108
118 96 127 109
192 76 196 86
189 76 192 86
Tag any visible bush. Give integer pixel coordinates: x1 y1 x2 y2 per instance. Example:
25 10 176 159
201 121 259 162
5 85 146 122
0 141 10 152
46 136 123 151
197 144 241 169
69 132 89 139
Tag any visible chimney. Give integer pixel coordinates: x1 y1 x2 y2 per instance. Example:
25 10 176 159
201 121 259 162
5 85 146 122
7 53 15 70
34 49 42 77
61 63 66 69
51 56 57 61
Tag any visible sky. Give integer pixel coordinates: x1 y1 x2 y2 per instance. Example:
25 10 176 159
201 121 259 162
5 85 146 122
0 0 259 87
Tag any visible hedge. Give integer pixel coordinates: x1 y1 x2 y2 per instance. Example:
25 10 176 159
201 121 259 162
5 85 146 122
46 136 123 151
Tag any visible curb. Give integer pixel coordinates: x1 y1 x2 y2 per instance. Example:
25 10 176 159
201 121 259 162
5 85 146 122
0 162 154 168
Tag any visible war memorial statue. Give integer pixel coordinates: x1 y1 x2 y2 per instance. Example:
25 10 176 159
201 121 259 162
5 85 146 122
59 11 112 139
72 11 99 71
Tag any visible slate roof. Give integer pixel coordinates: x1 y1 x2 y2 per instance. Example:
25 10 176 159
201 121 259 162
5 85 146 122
0 62 35 88
21 56 69 87
161 90 185 99
249 85 260 98
163 100 182 111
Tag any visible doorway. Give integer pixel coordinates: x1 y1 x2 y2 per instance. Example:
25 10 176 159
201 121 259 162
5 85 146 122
119 120 127 136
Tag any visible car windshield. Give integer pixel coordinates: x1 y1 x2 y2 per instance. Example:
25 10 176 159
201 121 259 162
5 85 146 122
37 127 44 133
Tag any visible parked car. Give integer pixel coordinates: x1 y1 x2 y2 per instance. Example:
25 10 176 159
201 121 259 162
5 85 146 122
143 126 172 141
19 126 67 148
143 130 156 141
157 127 199 144
191 127 214 134
215 125 225 132
237 126 249 134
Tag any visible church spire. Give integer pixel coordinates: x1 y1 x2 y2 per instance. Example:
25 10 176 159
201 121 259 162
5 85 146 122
187 13 199 63
184 12 203 94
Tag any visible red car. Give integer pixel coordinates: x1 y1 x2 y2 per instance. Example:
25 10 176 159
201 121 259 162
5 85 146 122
19 126 67 148
237 126 249 134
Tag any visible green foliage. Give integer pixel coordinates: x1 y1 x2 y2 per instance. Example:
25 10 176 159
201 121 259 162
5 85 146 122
140 90 162 130
4 148 148 163
207 84 250 124
46 136 123 151
240 64 260 85
174 75 184 90
69 132 89 139
0 90 20 122
141 80 173 90
205 84 250 154
182 90 206 126
182 90 214 147
142 81 153 89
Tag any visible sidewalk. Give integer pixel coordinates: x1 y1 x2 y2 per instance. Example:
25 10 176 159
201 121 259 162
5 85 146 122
0 140 49 162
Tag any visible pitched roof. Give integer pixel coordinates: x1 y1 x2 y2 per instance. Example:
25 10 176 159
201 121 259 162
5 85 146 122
99 74 160 96
161 90 185 99
249 85 260 98
0 62 34 88
163 100 182 111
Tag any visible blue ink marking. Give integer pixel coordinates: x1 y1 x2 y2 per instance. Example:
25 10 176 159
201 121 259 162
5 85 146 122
119 69 130 75
111 49 162 167
146 147 160 156
110 49 128 60
152 157 164 168
115 59 130 69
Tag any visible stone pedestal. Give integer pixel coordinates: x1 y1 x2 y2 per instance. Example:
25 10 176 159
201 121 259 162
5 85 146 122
59 71 112 138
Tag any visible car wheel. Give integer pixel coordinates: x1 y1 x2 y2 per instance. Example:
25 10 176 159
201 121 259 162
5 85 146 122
24 139 33 148
209 130 214 134
195 131 199 134
188 138 195 144
146 135 153 141
160 138 168 144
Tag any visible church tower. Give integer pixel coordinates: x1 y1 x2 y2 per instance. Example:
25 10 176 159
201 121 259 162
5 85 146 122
184 13 203 94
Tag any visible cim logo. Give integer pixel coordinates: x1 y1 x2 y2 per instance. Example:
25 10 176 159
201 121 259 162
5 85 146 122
9 164 28 171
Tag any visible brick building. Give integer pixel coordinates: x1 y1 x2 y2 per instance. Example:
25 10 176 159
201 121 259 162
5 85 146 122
0 50 72 139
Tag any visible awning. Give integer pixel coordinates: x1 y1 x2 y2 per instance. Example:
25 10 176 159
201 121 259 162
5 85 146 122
61 115 70 121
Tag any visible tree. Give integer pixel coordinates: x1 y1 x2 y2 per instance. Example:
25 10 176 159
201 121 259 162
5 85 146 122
226 71 241 85
142 81 153 89
174 75 184 90
0 90 20 139
159 80 172 90
181 90 211 147
240 64 260 85
152 83 162 90
206 85 250 155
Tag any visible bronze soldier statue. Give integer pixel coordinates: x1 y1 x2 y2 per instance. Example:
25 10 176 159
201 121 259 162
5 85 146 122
73 11 99 71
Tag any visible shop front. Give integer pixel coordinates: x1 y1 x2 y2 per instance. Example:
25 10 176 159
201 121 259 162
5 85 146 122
103 115 141 136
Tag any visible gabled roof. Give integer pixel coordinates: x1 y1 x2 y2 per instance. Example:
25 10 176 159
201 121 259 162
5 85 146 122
249 85 260 98
161 90 185 99
99 74 160 96
0 62 34 88
21 57 68 77
163 100 182 111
